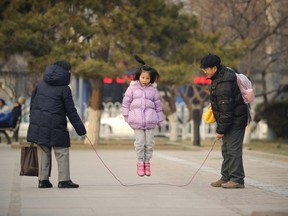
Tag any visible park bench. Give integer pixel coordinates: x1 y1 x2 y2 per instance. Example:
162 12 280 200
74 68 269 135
0 116 21 144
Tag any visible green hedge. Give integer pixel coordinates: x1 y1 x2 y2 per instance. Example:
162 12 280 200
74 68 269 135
260 102 288 138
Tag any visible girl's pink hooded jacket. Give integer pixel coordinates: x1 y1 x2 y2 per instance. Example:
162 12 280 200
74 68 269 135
122 80 163 129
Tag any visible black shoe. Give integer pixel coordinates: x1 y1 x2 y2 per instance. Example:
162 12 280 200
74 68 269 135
38 180 53 188
58 180 79 188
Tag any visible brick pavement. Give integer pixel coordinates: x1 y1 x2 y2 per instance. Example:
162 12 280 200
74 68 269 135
0 141 288 216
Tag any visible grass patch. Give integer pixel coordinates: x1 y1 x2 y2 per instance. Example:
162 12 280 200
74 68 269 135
244 139 288 156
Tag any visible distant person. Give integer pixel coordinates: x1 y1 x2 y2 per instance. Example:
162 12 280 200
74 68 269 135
27 60 86 189
0 98 10 113
200 54 249 189
122 55 163 177
0 97 25 128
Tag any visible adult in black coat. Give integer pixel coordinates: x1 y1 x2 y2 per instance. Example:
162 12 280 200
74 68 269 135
27 60 86 189
200 54 248 189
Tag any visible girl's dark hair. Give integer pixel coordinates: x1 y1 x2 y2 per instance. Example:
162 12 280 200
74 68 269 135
133 54 159 84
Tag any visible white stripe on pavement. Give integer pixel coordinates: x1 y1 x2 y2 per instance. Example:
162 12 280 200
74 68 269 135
154 152 288 197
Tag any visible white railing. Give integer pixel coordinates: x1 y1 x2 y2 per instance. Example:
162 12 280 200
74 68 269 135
100 102 217 140
99 102 269 140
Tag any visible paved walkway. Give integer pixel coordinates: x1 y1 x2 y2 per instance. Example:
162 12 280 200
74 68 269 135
0 140 288 216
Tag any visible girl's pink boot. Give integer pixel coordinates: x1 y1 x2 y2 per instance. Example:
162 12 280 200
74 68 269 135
137 162 145 177
144 162 151 176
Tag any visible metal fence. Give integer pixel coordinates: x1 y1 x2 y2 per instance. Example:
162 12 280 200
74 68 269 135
99 102 268 141
100 102 217 140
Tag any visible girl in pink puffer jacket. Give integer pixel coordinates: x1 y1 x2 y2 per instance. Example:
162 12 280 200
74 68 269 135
122 56 163 177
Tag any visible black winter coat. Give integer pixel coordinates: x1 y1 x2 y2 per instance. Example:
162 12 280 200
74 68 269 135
27 64 86 147
210 66 248 134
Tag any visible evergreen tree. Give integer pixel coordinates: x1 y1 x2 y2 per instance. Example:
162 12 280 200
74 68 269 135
0 0 246 144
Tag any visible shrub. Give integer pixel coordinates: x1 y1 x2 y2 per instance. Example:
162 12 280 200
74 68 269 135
259 102 288 138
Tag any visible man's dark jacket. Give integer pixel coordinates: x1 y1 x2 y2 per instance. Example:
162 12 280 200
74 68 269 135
27 64 86 147
210 66 248 134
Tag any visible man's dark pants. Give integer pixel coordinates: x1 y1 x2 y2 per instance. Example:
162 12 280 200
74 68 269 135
220 128 245 185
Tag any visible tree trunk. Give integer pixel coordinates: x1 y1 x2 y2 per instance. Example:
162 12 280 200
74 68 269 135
167 112 178 141
192 109 201 146
84 78 103 145
85 108 101 145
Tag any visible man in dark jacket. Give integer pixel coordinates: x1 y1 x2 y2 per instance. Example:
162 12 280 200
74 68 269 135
200 54 248 189
27 60 86 189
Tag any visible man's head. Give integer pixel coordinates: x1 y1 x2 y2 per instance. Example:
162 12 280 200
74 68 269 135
200 54 221 78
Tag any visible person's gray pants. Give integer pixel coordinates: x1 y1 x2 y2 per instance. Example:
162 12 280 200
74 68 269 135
220 128 245 184
37 145 70 182
134 129 155 162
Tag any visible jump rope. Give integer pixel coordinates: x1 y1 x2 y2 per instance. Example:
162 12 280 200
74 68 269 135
85 135 218 187
84 55 219 187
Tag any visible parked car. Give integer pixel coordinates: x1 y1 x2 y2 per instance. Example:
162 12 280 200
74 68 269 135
100 115 134 138
100 115 171 138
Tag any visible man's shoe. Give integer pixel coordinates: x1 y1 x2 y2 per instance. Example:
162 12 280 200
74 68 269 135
58 180 79 188
211 179 227 187
38 180 53 188
221 181 244 189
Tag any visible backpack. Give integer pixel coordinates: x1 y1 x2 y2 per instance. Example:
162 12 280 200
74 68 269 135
235 73 255 104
